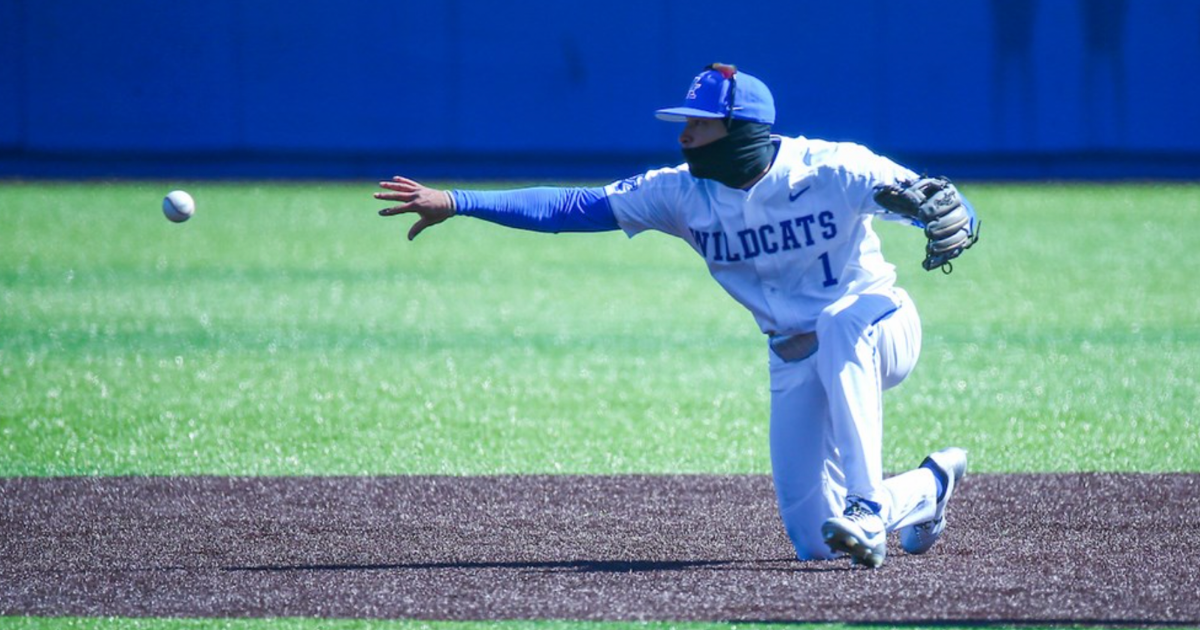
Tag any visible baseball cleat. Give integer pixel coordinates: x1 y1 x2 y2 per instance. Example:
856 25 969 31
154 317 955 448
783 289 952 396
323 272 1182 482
900 446 968 555
822 497 887 568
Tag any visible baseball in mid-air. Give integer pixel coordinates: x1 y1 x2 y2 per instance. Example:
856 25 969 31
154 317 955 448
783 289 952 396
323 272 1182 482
162 190 195 223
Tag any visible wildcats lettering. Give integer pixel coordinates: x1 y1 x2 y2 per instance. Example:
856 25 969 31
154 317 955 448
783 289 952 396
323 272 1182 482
689 211 839 262
819 210 837 239
737 228 761 259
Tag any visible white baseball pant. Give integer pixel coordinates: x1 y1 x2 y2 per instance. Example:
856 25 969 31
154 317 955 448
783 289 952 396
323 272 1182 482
768 287 939 560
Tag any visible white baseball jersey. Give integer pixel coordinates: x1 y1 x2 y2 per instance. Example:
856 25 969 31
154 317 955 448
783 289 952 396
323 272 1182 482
604 136 918 336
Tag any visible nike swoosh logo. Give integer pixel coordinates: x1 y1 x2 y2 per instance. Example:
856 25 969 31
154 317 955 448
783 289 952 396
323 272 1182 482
788 185 811 202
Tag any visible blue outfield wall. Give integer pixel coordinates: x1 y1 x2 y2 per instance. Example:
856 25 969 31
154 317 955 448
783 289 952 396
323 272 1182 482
1 0 1199 180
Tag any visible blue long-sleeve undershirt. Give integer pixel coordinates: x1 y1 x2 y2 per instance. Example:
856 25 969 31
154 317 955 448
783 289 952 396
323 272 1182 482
451 187 619 233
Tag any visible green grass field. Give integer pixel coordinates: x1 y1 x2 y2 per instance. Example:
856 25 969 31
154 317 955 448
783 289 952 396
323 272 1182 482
2 181 1199 629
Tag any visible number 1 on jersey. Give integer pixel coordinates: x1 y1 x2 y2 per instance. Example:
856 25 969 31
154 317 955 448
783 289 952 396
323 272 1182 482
818 251 838 287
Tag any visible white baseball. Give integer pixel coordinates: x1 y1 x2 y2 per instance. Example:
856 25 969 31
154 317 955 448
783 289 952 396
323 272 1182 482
163 190 195 223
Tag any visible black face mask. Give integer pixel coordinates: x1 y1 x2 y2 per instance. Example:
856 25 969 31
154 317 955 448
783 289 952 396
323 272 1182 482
682 120 775 189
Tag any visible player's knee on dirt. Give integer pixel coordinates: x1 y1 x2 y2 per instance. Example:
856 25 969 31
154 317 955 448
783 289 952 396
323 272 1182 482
785 514 842 561
777 490 842 561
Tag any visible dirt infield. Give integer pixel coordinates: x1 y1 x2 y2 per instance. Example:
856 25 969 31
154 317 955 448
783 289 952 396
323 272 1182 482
1 473 1197 624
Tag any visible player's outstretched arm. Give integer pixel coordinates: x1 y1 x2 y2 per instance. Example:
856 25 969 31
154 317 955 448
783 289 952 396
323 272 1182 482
376 177 620 238
376 176 456 241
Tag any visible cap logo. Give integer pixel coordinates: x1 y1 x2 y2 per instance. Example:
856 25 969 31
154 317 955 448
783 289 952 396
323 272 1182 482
685 77 702 101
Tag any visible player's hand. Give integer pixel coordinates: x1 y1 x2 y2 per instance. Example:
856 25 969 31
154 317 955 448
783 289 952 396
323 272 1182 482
375 176 455 241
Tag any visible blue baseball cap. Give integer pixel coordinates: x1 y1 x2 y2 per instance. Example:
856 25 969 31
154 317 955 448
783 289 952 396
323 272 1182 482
655 64 775 125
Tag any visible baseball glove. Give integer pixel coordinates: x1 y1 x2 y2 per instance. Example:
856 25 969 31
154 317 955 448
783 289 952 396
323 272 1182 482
873 176 980 273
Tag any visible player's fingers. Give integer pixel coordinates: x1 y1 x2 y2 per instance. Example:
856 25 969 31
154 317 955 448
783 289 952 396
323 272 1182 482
378 205 413 217
378 180 419 193
408 217 431 241
379 178 415 187
374 190 418 202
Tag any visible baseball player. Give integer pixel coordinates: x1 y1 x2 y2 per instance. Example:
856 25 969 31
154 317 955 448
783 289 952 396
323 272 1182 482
375 64 979 568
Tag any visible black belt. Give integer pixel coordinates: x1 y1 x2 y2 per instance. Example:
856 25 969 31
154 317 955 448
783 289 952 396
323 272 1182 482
769 331 818 363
